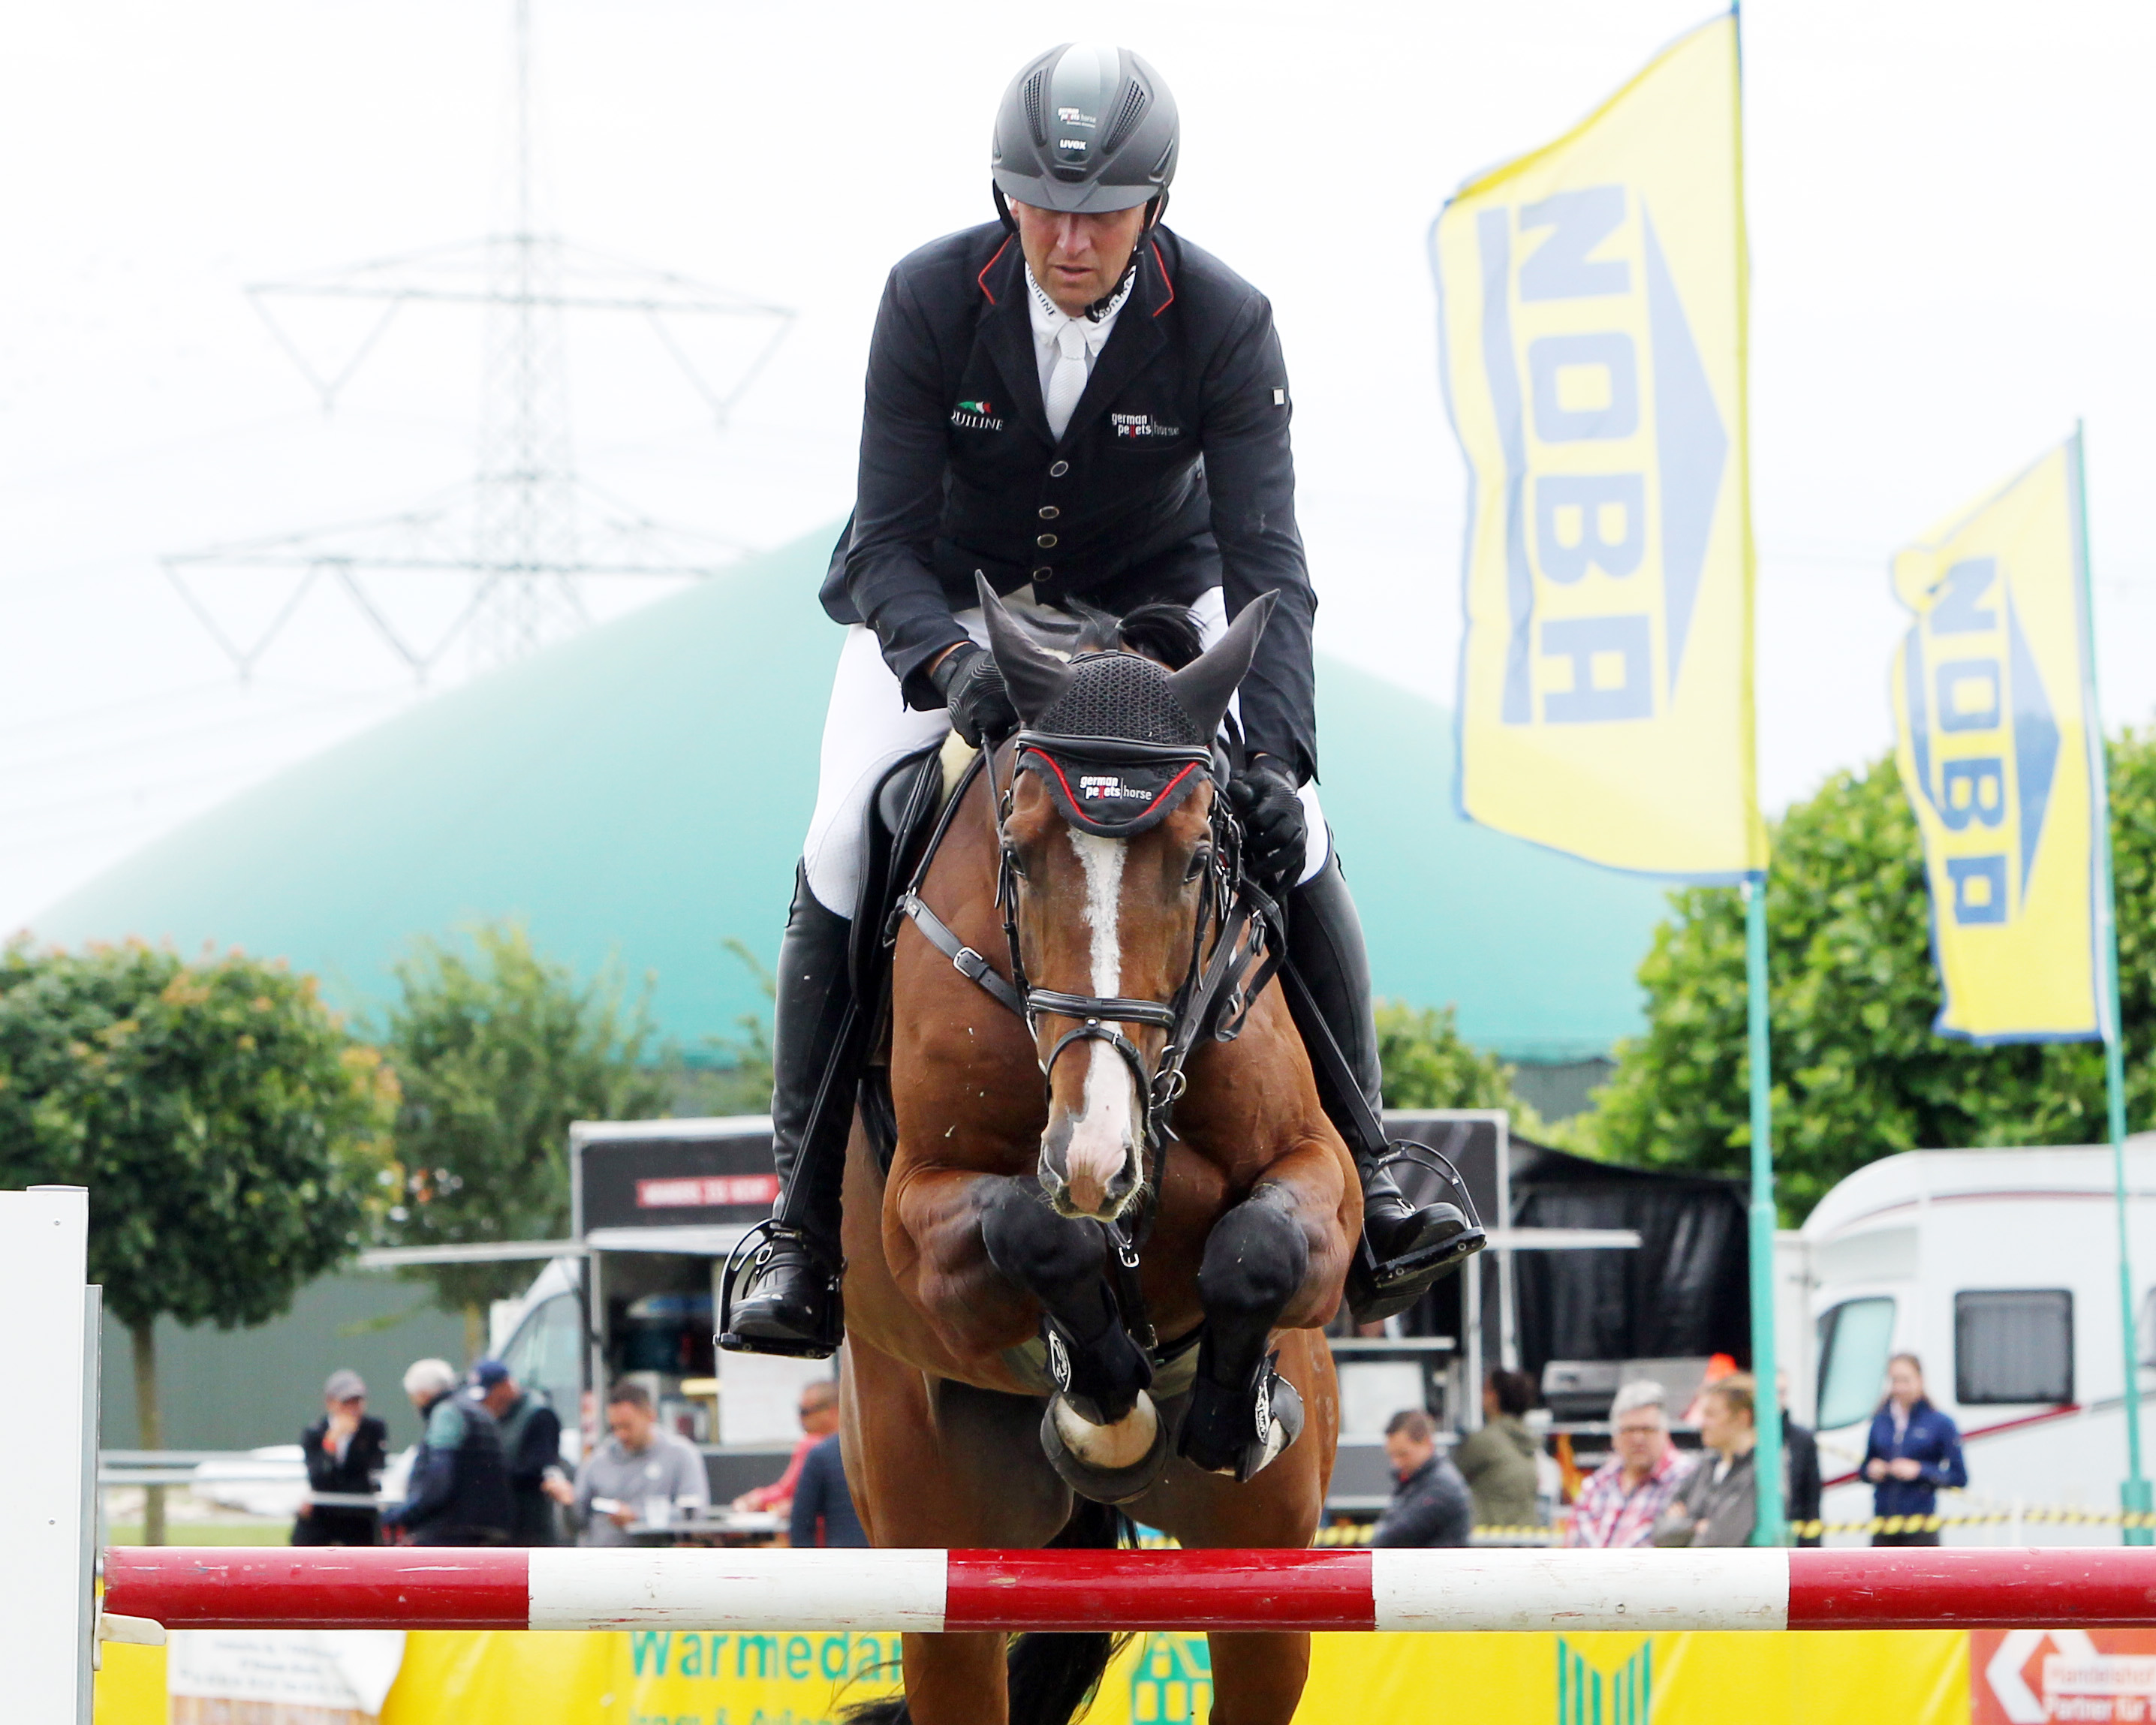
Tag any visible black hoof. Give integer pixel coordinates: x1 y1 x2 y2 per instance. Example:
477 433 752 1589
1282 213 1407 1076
1177 1351 1303 1482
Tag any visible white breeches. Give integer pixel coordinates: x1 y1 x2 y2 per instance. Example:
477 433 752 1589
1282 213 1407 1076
801 586 1329 915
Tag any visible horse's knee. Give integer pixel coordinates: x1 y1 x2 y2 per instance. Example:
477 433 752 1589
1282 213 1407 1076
1198 1185 1309 1326
980 1177 1103 1298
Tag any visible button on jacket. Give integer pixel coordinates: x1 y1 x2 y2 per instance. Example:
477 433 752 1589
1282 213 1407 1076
822 221 1319 783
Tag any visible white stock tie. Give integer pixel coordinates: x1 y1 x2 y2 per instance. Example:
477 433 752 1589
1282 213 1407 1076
1043 320 1089 441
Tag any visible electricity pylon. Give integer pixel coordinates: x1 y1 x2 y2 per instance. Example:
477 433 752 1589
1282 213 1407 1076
167 0 792 682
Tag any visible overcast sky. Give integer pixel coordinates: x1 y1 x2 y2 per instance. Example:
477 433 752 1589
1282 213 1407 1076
5 0 2152 935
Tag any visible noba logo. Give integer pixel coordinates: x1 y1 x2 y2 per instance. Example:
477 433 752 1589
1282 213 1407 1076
1902 556 2059 926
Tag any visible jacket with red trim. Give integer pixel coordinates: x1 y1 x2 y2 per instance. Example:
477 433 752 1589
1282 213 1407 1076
821 221 1317 784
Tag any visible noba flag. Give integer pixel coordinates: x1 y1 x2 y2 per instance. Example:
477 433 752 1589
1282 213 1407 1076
1435 12 1763 878
1890 437 2105 1043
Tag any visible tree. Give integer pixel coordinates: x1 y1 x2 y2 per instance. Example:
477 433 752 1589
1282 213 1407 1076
0 941 396 1542
379 923 670 1348
1581 731 2156 1220
1376 998 1548 1135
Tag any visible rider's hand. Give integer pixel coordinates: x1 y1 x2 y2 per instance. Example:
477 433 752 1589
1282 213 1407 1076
934 643 1019 747
1228 756 1308 893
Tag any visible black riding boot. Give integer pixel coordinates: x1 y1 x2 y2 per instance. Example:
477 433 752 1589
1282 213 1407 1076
718 866 855 1359
1283 850 1485 1324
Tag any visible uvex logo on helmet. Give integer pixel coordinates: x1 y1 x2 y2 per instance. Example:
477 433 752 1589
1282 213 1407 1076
991 44 1179 224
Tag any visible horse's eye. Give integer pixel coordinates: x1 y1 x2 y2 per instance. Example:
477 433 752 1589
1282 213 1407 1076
1003 844 1028 881
1184 843 1213 884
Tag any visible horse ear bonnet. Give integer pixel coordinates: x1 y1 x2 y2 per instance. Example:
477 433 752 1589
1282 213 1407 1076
978 579 1276 838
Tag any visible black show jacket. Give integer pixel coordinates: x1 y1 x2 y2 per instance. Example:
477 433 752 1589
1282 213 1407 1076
821 222 1318 784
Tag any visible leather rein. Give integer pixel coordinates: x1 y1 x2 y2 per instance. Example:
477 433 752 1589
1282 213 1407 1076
892 732 1283 1347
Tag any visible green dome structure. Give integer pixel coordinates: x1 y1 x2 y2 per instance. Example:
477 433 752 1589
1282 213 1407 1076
34 533 1667 1060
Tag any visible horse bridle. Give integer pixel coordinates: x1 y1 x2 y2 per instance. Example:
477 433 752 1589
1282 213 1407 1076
896 730 1281 1333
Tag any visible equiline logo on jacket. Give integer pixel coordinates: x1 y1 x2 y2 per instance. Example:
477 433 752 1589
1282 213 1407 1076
950 400 1004 431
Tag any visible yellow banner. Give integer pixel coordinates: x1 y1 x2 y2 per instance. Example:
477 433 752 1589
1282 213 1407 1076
1434 11 1764 878
99 1626 1973 1725
1890 436 2105 1042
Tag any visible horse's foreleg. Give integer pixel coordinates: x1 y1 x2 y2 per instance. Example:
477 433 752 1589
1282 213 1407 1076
1205 1632 1314 1725
1182 1143 1349 1480
977 1176 1152 1419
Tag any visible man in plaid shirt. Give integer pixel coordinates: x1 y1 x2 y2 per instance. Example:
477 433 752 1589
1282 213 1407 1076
1565 1380 1694 1548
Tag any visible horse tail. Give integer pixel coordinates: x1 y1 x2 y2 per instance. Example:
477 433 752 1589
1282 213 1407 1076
839 1500 1135 1725
1007 1498 1136 1725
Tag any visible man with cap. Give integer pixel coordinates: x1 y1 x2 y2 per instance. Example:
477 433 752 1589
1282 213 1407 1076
721 41 1480 1364
471 1359 565 1546
294 1368 388 1547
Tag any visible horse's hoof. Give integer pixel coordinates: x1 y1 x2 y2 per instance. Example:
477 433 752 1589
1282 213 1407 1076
1177 1351 1304 1482
1039 1389 1170 1504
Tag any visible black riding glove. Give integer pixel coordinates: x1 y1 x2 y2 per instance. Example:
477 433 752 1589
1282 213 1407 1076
1228 757 1308 893
932 643 1019 748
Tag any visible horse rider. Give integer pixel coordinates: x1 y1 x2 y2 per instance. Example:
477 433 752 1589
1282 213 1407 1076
723 42 1474 1359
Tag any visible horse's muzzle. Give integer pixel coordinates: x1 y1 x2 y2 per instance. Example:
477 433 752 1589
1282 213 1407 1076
1037 1106 1141 1222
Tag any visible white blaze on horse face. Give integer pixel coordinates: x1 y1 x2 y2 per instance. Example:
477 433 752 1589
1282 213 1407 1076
1061 829 1138 1216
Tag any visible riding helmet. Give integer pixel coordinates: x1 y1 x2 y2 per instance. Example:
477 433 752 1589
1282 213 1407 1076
991 44 1179 217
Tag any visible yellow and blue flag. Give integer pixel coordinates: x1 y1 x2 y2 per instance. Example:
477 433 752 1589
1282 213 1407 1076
1433 12 1763 878
1890 436 2106 1043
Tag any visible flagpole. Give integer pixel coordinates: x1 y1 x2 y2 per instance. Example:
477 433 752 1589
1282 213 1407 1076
1730 0 1784 1549
1744 875 1784 1546
2073 422 2150 1546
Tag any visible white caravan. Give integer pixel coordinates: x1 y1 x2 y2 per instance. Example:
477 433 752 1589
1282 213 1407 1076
1803 1135 2156 1546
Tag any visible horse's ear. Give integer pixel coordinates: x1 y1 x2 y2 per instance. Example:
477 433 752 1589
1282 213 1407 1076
1167 591 1276 736
977 573 1074 724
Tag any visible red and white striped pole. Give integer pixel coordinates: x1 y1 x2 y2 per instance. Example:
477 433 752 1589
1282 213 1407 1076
102 1546 2156 1634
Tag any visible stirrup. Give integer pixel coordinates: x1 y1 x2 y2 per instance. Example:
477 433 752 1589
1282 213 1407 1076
717 1220 845 1359
1345 1139 1489 1325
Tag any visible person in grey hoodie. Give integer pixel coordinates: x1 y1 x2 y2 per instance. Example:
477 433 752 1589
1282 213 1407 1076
1653 1374 1758 1549
1453 1368 1543 1531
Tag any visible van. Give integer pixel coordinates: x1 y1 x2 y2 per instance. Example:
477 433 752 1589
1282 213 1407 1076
1803 1136 2156 1545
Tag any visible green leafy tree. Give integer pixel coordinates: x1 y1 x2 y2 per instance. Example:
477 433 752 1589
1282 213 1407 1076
1582 731 2156 1219
0 941 396 1542
1376 998 1548 1136
380 923 670 1347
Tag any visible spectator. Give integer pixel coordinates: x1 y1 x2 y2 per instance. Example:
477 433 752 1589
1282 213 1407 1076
1564 1380 1692 1549
294 1369 387 1547
1778 1367 1822 1548
1453 1368 1542 1531
471 1359 564 1547
545 1380 709 1547
1655 1374 1758 1548
381 1359 513 1547
1863 1353 1966 1546
1369 1410 1473 1549
732 1380 840 1513
788 1431 868 1549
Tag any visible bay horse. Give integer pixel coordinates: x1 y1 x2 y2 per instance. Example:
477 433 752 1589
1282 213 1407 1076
837 583 1357 1725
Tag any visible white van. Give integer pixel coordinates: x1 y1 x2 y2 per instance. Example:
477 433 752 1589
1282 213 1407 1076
1803 1135 2156 1545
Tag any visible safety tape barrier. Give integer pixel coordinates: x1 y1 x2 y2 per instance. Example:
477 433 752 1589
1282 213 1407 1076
98 1546 2156 1634
1304 1508 2156 1547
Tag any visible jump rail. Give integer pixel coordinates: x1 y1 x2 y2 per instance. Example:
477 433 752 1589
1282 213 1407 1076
102 1546 2156 1635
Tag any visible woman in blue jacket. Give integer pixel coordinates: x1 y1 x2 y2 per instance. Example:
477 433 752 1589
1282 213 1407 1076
1863 1353 1968 1546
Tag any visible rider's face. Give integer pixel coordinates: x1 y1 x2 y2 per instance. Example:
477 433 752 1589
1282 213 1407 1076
1010 200 1149 318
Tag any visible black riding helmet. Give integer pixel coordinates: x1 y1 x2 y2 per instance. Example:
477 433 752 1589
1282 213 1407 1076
991 43 1179 229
